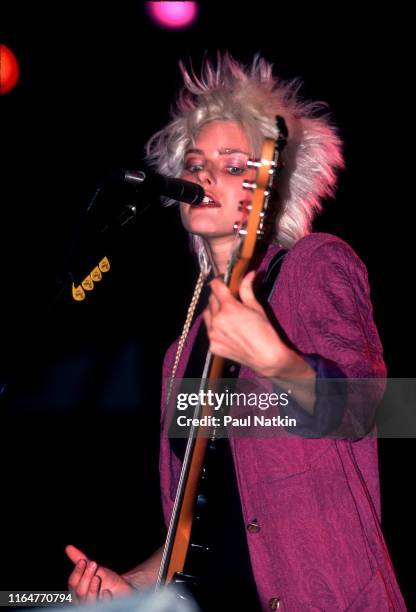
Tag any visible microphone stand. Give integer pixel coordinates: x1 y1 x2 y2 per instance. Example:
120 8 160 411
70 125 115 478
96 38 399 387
0 178 156 404
1 168 203 403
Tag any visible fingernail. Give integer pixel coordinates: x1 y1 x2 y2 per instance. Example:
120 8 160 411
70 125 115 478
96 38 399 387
89 561 97 571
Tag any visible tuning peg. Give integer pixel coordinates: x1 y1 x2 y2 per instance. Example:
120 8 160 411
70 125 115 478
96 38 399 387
246 159 262 168
238 200 252 212
259 218 273 230
233 222 248 235
242 180 257 191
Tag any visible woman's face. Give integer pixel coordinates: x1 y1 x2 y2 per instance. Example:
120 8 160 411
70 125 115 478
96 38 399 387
179 121 256 243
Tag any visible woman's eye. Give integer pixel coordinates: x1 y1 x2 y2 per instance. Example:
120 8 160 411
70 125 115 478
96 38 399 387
227 166 245 175
185 164 203 173
184 163 245 175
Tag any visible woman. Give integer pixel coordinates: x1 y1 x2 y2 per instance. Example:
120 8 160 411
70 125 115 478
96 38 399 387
66 53 406 610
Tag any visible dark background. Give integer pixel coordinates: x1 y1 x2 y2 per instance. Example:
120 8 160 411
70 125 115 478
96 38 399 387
1 2 414 608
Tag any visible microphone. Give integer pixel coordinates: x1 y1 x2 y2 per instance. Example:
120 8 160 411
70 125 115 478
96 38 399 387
64 170 205 288
123 169 205 205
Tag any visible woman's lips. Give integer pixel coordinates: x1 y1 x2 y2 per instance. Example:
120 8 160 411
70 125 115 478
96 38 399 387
191 194 221 208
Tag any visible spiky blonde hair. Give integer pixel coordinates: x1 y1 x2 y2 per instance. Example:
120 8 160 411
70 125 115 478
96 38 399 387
145 52 344 276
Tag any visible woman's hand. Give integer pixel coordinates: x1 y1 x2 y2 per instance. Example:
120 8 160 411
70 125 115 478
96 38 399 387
66 544 134 603
203 271 317 412
203 272 310 378
203 271 289 376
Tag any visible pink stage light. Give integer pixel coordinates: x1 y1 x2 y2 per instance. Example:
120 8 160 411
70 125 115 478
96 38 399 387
0 43 20 95
146 1 198 30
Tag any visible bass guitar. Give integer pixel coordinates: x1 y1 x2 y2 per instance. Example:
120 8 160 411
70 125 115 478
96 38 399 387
157 116 288 597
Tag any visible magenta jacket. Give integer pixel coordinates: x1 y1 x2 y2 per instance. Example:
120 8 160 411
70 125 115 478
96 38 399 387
159 233 406 611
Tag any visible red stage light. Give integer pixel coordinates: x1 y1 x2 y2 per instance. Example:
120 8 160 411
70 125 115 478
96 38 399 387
146 1 198 30
0 43 20 95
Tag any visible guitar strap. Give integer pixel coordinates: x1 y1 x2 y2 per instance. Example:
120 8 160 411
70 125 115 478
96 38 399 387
257 247 288 306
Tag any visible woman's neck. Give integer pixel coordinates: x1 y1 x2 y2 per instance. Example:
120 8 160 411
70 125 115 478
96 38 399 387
204 236 235 276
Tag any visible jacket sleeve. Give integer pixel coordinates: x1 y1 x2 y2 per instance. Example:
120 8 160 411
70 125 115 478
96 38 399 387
275 237 386 438
296 238 386 378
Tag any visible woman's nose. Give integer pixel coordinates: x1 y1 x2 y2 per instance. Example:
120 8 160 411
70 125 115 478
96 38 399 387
196 165 216 185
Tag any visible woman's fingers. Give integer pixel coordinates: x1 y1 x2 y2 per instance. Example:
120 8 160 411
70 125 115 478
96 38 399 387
101 589 113 601
209 278 232 305
239 271 262 310
208 291 221 317
202 307 212 330
74 561 99 599
66 545 102 602
68 559 87 594
85 575 101 601
65 544 88 565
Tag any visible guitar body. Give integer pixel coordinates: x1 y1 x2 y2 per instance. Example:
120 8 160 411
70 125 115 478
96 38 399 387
172 434 259 610
170 439 222 603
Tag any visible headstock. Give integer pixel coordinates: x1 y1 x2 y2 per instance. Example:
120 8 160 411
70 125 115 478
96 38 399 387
225 115 288 287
